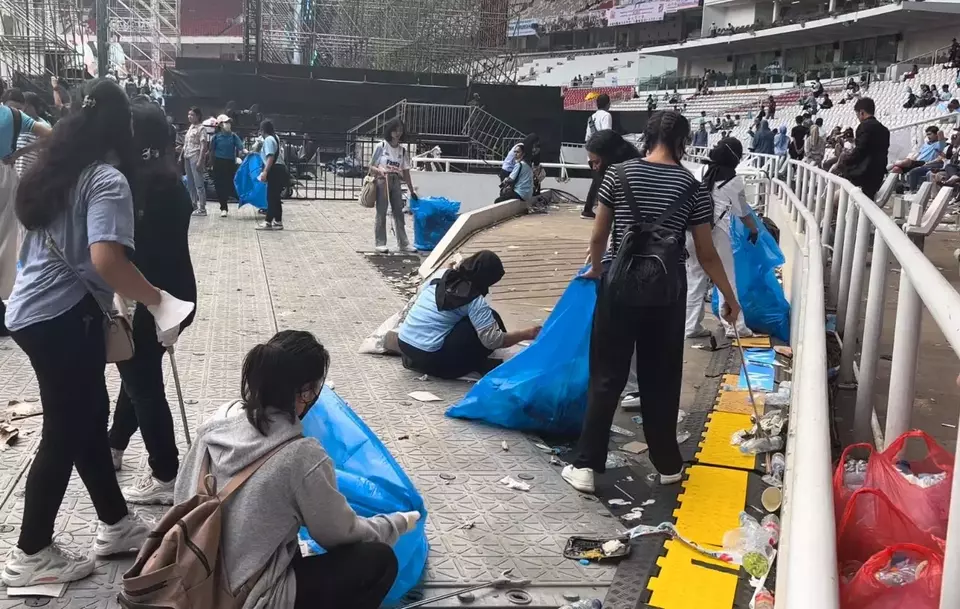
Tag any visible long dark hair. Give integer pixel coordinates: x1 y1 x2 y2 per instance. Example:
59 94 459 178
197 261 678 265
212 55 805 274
22 92 50 124
16 78 135 230
241 330 330 435
584 131 642 210
131 99 180 211
643 110 690 165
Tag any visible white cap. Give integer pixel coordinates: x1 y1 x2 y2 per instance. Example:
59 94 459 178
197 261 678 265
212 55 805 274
217 114 231 123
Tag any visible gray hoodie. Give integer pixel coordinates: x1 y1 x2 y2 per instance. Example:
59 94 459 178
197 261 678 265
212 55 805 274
174 401 410 609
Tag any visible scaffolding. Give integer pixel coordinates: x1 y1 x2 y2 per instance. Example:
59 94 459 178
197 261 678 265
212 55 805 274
0 0 90 83
244 0 517 83
107 0 181 78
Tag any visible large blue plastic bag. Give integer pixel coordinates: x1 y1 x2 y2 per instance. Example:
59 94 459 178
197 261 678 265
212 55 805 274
297 387 428 603
446 275 598 435
234 154 267 210
713 212 791 341
410 196 460 252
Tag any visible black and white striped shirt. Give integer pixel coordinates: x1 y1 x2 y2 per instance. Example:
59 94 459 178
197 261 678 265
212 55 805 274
598 158 713 263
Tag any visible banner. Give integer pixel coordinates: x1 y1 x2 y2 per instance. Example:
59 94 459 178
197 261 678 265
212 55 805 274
606 2 665 25
664 0 700 12
507 18 539 37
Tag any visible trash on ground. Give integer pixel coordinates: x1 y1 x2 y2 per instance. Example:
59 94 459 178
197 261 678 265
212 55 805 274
631 415 643 426
677 409 686 424
622 441 648 455
605 452 630 469
608 498 631 506
676 431 691 444
578 559 590 566
397 434 410 441
499 476 531 492
408 391 442 402
549 455 566 466
501 440 509 452
721 513 780 578
625 522 737 564
738 435 783 455
559 598 602 609
620 508 645 522
534 443 554 453
753 587 775 609
610 424 635 437
942 423 958 429
0 423 19 451
642 499 655 507
563 535 631 561
761 453 786 489
760 486 782 512
5 583 67 598
601 539 625 555
416 374 429 381
4 402 42 419
459 521 476 530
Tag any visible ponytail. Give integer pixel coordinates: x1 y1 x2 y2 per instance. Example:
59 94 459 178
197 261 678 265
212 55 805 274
644 110 691 166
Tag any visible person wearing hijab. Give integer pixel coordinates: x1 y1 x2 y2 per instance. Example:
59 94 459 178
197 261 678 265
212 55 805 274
804 124 827 167
773 125 789 157
397 251 541 379
750 120 775 155
685 138 758 339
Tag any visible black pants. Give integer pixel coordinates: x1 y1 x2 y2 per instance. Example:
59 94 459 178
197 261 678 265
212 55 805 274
108 305 180 482
292 541 398 609
212 157 236 212
11 296 128 554
573 279 686 475
0 299 8 336
266 165 285 223
583 172 602 215
495 188 520 204
399 311 505 380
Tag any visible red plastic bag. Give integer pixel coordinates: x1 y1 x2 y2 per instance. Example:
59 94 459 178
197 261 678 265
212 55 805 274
841 543 942 609
837 488 944 566
834 443 875 522
867 431 953 537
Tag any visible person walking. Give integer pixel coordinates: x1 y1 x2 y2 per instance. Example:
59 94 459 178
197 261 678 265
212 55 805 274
210 114 244 218
560 111 740 493
256 120 288 231
1 79 193 587
585 94 613 142
181 106 209 216
369 118 417 252
684 137 756 339
107 99 197 505
581 130 641 219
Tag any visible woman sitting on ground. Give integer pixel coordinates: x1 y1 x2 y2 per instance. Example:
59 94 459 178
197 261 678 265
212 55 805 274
174 330 420 609
495 145 534 203
398 251 541 379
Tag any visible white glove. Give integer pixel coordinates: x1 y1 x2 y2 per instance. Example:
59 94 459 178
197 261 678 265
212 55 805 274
400 511 421 532
146 290 194 333
157 324 180 348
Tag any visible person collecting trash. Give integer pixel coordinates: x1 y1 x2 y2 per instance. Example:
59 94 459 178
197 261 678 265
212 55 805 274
685 137 757 339
173 330 419 609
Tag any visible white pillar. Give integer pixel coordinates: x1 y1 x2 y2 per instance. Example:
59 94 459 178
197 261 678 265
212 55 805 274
772 0 781 22
884 272 922 447
829 0 837 12
854 238 889 442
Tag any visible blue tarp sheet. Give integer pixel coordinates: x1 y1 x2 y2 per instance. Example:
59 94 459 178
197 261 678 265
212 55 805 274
410 197 460 252
298 387 428 603
234 154 267 210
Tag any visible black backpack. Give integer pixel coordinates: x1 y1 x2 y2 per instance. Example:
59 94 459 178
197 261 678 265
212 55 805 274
604 163 699 308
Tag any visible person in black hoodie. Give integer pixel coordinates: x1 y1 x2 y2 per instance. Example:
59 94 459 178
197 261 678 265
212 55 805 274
107 99 198 505
838 97 890 200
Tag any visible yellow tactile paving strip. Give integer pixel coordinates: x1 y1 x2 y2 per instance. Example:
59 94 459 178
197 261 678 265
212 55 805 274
647 539 740 609
673 465 749 546
694 411 757 470
714 390 765 416
732 335 771 348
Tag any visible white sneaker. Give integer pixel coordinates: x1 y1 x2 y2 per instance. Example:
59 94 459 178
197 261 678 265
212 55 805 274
2 543 95 587
220 210 228 218
95 514 151 557
659 467 686 485
726 327 755 339
561 465 596 493
620 393 641 410
255 221 274 231
374 245 389 254
686 328 711 339
273 221 284 230
111 448 123 472
400 244 418 253
123 474 175 506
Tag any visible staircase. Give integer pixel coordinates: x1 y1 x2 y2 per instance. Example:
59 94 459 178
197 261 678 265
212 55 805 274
348 100 527 161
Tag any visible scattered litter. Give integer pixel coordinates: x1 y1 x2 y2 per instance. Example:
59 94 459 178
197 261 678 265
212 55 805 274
508 245 521 250
564 535 631 561
624 476 634 482
843 458 868 490
501 440 509 452
614 484 635 501
631 415 643 426
677 409 687 424
895 460 948 488
459 521 476 530
549 456 566 466
601 539 625 555
605 452 630 469
499 476 531 492
608 498 632 506
5 583 66 598
579 559 590 566
943 423 958 429
610 424 635 437
542 307 554 313
641 499 655 507
397 434 410 441
622 441 648 455
0 423 19 451
534 443 554 453
621 508 645 522
6 399 18 406
676 431 691 444
4 402 42 419
408 391 442 402
416 374 429 381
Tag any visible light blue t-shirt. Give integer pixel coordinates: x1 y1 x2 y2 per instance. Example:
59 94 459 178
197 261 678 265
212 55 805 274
0 106 36 159
4 164 135 332
399 275 497 352
261 135 283 165
501 144 521 173
509 161 534 201
917 140 945 163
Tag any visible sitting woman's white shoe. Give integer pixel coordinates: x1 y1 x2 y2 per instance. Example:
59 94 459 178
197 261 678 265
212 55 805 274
561 465 596 493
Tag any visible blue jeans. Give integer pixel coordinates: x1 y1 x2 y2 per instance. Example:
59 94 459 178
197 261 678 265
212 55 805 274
183 157 207 211
907 162 941 192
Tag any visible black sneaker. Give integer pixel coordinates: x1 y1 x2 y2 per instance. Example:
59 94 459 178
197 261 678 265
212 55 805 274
580 210 596 219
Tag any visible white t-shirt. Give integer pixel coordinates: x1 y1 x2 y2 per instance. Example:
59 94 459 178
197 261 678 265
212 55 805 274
372 141 409 174
585 109 612 142
711 176 749 235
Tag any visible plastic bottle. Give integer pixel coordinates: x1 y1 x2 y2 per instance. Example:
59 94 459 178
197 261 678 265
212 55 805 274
738 435 784 455
559 600 602 609
760 514 780 546
753 588 774 609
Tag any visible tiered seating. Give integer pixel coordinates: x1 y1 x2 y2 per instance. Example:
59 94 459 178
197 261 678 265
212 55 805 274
563 85 634 109
180 0 242 36
516 52 676 88
615 89 769 118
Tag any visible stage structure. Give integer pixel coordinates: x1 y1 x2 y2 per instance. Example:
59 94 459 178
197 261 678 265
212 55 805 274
0 0 90 81
244 0 517 83
107 0 181 78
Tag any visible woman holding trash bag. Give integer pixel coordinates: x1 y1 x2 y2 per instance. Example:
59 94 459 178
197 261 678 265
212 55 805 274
398 251 541 379
561 110 740 494
581 130 642 219
2 79 193 587
107 99 197 506
369 118 418 253
683 137 757 339
173 330 419 609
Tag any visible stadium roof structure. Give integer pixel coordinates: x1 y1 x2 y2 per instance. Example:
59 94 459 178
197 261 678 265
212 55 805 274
243 0 518 83
641 1 960 60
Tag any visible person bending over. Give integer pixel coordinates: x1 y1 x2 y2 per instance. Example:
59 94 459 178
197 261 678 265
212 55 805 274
174 330 419 609
581 130 641 219
398 251 540 379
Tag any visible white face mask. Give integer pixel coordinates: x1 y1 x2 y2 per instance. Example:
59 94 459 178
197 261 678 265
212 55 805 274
221 122 232 132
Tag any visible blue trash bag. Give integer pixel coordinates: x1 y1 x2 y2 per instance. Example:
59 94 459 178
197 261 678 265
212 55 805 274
713 212 791 342
446 274 598 435
234 154 267 210
410 197 460 252
297 387 428 604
